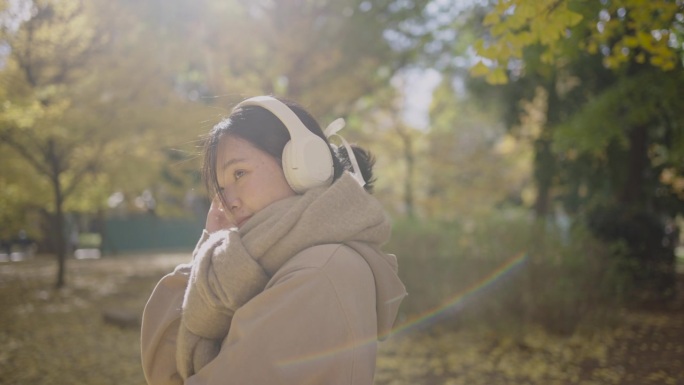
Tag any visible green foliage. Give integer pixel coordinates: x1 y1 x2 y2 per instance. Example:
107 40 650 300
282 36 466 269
548 68 684 218
387 211 630 335
554 70 684 154
586 204 678 302
0 150 46 239
77 233 102 249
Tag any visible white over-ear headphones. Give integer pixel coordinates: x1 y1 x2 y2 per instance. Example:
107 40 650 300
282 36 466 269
234 96 334 193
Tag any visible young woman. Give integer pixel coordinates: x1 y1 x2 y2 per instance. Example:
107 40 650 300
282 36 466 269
141 96 406 385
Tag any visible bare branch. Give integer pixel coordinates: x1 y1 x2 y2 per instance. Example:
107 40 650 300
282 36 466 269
61 138 107 199
0 130 53 177
62 156 98 199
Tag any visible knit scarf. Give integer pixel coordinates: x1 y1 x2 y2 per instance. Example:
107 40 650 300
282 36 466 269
176 173 392 379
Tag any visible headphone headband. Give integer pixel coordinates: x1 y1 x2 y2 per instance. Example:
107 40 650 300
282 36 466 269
235 96 311 140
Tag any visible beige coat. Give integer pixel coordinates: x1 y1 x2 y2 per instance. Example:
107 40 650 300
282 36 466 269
141 241 405 385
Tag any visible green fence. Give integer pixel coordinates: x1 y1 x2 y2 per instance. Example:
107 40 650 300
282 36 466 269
101 215 204 254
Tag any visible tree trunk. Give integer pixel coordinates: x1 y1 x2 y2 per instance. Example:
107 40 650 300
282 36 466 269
404 134 415 219
533 78 560 219
48 139 67 289
620 124 648 205
396 126 415 219
533 137 554 218
53 180 67 289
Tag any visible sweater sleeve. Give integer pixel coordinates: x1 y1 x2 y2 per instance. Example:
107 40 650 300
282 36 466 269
185 245 378 385
141 231 210 385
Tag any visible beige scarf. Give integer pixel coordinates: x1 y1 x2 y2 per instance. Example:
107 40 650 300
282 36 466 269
177 173 392 379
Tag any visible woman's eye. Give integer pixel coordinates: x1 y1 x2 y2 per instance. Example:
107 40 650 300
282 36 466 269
234 170 246 180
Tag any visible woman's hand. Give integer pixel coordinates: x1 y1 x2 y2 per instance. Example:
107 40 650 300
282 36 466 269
205 197 236 233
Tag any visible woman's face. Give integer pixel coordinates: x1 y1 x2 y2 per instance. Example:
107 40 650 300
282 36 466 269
215 134 296 228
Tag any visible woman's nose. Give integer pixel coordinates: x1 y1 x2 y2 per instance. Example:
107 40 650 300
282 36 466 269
221 188 241 212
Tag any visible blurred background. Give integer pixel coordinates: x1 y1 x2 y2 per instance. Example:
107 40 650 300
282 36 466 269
1 0 683 384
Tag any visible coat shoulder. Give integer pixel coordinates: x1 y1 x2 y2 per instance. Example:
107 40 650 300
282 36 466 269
266 244 371 289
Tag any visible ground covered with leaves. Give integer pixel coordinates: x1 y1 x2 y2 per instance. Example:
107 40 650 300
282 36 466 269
0 254 682 385
0 254 179 385
376 309 684 385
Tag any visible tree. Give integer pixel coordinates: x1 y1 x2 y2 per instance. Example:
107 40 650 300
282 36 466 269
180 0 434 117
467 0 684 213
0 0 443 286
469 0 684 300
357 82 425 218
423 77 531 220
0 0 208 287
0 0 108 287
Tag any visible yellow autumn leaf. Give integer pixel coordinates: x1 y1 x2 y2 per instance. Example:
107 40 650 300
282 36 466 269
661 60 676 71
483 11 501 27
623 36 639 48
470 61 491 77
650 54 664 67
636 31 653 48
486 67 509 84
564 9 583 26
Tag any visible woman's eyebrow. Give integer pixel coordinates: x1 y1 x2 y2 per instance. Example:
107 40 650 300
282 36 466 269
221 158 246 171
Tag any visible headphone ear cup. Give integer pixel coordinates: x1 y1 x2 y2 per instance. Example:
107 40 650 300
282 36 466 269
234 96 335 193
282 136 334 193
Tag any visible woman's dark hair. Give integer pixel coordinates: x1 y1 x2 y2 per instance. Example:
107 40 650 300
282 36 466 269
202 96 376 203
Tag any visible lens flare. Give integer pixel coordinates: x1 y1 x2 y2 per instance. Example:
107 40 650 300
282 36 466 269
276 251 529 368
